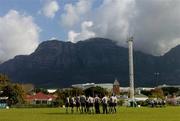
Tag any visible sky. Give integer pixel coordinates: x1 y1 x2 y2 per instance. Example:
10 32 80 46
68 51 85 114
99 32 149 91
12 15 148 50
0 0 180 62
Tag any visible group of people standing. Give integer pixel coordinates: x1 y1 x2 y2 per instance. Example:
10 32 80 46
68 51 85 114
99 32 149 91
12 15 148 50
149 99 166 107
65 94 118 114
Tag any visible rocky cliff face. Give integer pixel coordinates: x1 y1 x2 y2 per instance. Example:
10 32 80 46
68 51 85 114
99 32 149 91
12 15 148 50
0 38 179 88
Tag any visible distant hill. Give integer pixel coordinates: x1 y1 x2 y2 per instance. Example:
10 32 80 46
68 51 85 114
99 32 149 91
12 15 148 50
0 38 180 88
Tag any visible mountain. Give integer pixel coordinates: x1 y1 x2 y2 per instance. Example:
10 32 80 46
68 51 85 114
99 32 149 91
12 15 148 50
157 45 180 84
0 38 179 88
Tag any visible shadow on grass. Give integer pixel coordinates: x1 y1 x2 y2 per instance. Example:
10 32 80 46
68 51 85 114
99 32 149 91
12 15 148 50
44 112 118 116
44 112 93 115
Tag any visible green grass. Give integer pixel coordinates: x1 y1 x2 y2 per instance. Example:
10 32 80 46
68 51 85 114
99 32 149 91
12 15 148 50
0 106 180 121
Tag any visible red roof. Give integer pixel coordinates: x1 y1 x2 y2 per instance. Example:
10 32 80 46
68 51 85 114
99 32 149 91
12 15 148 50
26 92 56 101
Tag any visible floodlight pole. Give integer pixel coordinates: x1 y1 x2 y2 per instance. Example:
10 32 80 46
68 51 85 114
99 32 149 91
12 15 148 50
127 37 135 103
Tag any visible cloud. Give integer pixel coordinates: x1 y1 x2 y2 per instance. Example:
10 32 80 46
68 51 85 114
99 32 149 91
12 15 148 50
92 0 135 47
42 0 59 18
63 0 180 55
48 37 57 40
68 31 80 43
60 0 93 27
131 0 180 55
68 21 95 43
0 10 40 62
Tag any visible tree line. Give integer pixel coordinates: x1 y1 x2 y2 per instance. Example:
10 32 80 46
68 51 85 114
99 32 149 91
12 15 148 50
0 73 25 106
0 73 180 107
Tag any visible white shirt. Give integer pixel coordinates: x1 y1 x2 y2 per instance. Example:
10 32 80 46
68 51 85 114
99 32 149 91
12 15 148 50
88 96 94 103
102 96 108 104
113 96 117 103
66 97 69 103
95 96 100 103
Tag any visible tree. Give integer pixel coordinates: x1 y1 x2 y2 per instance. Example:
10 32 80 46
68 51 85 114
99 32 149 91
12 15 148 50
84 86 108 98
13 84 26 104
70 88 84 96
0 74 26 106
21 84 35 94
0 73 11 88
1 84 25 106
150 88 164 99
33 88 48 94
56 88 83 101
141 90 152 97
161 87 179 96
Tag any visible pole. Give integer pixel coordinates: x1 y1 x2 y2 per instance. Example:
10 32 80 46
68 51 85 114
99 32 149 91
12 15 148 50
154 72 160 87
127 37 135 103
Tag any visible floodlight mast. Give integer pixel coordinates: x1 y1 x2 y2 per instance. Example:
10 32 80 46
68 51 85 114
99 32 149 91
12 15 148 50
127 36 135 101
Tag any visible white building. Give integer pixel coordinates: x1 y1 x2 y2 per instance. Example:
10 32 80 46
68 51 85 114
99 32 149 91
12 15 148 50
120 87 130 93
134 94 149 101
72 83 95 90
158 84 180 89
47 89 57 93
72 83 113 91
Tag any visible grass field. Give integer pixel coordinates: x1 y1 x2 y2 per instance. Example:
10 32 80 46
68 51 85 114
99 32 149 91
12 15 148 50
0 106 180 121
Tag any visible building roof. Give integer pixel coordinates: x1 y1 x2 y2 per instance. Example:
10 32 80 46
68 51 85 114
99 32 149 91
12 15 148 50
72 83 96 90
158 84 180 88
72 83 113 90
96 83 113 91
134 94 148 101
26 92 56 101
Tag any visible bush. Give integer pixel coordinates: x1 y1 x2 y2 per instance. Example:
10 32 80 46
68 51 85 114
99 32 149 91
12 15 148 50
52 99 64 107
136 101 148 106
117 99 125 106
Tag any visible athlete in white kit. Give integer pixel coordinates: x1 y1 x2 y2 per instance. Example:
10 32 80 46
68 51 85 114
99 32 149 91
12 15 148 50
102 95 108 114
109 95 114 113
80 95 86 113
88 96 94 114
75 95 81 112
69 96 76 113
113 94 118 113
94 95 100 114
65 96 69 113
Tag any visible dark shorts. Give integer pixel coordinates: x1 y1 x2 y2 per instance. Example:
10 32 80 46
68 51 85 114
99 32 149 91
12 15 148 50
81 102 86 107
109 102 113 107
89 103 93 107
103 103 107 107
70 103 74 108
113 103 117 107
86 103 89 108
95 103 99 107
76 102 80 107
65 103 69 107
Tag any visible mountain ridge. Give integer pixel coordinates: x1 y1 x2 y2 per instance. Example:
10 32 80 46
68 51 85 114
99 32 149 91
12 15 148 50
0 38 179 88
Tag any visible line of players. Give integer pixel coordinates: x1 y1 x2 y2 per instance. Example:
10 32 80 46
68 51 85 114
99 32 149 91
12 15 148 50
65 94 118 114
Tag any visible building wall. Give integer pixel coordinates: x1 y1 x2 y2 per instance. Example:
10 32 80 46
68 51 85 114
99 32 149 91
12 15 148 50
113 85 120 95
